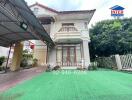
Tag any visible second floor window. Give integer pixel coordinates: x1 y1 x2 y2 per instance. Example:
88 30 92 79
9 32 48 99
59 23 77 32
34 7 39 14
62 23 74 27
84 22 88 29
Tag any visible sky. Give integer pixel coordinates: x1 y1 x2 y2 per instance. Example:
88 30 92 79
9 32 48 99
26 0 132 27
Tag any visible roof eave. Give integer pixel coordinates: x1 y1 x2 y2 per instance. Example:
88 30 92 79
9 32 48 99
58 9 96 14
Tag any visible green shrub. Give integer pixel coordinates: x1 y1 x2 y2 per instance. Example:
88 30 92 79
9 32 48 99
20 58 28 67
92 65 98 70
46 65 52 72
0 56 5 66
20 50 34 68
88 62 98 70
53 65 60 70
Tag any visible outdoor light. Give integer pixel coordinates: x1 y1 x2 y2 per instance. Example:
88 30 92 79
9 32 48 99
20 22 28 31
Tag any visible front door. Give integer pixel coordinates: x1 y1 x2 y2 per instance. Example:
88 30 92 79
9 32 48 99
62 46 76 66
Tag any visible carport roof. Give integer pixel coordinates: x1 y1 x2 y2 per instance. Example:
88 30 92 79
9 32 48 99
0 0 54 47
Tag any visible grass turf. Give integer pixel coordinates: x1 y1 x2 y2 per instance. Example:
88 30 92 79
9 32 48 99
1 70 132 100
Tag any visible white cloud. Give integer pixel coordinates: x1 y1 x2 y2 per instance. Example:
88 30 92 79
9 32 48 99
25 0 132 26
80 0 132 27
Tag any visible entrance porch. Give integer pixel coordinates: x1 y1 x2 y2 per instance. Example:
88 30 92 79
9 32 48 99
48 40 90 69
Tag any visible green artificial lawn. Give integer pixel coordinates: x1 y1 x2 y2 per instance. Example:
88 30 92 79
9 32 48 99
1 70 132 100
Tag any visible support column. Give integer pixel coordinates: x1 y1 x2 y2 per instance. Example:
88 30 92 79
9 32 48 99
48 47 56 68
11 42 23 71
82 40 90 68
115 54 122 70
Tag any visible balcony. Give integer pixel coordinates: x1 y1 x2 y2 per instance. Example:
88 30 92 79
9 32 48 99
54 26 90 43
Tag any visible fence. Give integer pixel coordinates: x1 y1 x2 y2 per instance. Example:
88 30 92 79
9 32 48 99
96 56 117 69
120 54 132 69
96 54 132 70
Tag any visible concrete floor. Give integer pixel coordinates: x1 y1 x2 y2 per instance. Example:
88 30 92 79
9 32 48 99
0 67 46 92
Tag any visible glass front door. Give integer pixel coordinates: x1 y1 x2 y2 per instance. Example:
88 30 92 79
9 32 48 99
62 46 76 66
56 44 81 66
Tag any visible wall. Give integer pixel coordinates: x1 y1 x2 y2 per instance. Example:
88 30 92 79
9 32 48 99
50 20 90 41
33 48 47 66
48 47 56 67
33 40 47 66
30 5 57 17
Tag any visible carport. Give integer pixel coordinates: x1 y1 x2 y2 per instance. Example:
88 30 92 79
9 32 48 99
0 0 54 71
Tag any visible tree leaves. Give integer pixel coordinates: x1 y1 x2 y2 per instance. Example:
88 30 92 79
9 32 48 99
89 18 132 60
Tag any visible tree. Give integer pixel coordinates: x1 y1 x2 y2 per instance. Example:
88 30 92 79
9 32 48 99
89 18 132 60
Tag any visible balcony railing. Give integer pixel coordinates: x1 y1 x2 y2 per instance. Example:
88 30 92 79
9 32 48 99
58 26 78 32
53 27 90 42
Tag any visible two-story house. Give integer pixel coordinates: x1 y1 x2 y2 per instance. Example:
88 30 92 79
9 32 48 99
30 3 95 69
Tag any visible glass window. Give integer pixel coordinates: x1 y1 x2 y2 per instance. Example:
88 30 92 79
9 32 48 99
62 23 74 26
84 22 88 29
34 8 39 14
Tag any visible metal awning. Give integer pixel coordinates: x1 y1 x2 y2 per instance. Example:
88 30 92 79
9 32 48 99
0 0 54 47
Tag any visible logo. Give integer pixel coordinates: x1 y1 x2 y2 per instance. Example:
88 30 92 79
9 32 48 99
110 5 125 17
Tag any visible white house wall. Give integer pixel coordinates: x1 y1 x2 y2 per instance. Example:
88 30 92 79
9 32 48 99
48 48 56 67
30 5 57 17
50 20 90 41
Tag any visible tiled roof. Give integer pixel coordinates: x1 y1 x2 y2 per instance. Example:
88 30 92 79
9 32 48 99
30 2 96 14
29 2 58 13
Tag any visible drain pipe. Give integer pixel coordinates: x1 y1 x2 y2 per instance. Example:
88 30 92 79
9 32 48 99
46 44 49 65
5 44 12 72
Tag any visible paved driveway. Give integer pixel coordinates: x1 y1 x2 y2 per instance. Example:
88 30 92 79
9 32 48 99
0 67 46 92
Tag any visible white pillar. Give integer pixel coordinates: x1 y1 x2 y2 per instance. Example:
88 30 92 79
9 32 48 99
48 47 56 68
82 40 90 68
115 54 122 70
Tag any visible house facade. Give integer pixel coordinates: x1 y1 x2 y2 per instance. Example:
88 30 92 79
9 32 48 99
30 3 96 68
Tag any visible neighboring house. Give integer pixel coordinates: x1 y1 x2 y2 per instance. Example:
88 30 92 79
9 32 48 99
30 3 96 68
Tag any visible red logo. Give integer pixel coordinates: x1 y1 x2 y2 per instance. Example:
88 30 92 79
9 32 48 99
111 10 123 15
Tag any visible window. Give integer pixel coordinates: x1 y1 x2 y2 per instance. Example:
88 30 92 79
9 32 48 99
84 22 88 29
62 23 74 26
59 23 77 32
34 7 39 14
